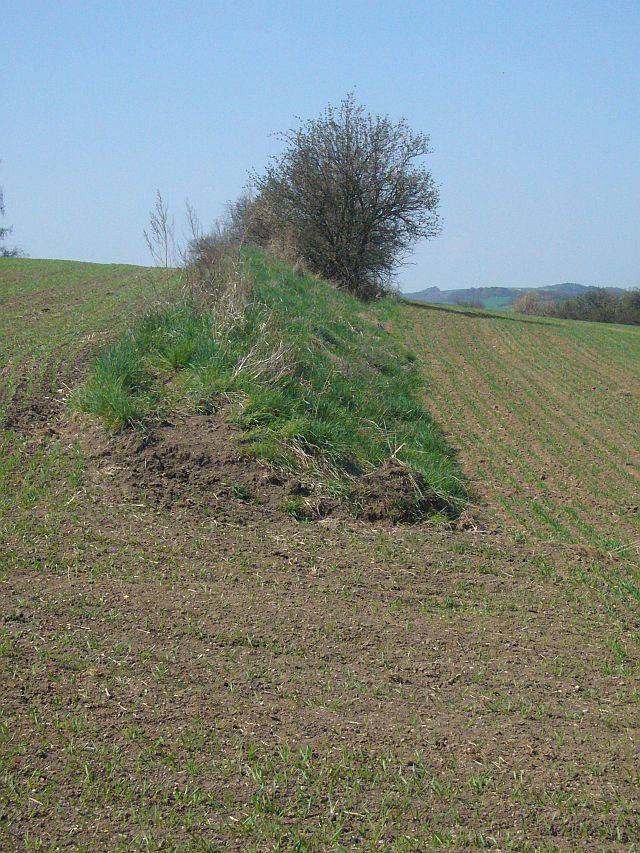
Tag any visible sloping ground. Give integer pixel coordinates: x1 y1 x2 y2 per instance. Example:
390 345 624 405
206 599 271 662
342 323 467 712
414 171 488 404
1 259 639 849
397 301 640 556
0 258 173 427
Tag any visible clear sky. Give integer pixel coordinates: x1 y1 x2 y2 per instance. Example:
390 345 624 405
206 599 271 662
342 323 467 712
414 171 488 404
3 0 639 291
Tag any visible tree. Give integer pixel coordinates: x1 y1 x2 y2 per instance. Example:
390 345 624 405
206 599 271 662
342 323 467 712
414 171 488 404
617 289 640 325
0 184 11 249
515 291 547 315
0 169 23 258
514 287 640 326
253 94 441 299
454 297 483 309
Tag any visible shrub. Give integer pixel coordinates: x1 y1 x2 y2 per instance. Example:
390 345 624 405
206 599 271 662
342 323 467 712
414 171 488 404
515 291 549 316
0 172 25 258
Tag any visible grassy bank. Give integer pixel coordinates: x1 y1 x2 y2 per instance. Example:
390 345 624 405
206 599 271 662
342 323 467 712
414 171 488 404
74 249 467 514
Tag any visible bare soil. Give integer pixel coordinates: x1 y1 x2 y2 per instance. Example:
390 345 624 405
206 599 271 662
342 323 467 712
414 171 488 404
349 460 452 522
2 270 639 848
72 411 453 526
2 397 639 849
86 412 298 514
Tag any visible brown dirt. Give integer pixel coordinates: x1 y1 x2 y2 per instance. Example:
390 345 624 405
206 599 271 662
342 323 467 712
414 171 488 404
349 460 451 522
68 412 458 526
2 471 639 848
88 412 296 515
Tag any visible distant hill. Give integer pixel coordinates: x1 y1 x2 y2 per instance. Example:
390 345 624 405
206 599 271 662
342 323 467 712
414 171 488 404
403 282 627 310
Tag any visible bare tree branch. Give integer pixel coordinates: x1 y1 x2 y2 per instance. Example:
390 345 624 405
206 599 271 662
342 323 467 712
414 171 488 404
144 191 175 269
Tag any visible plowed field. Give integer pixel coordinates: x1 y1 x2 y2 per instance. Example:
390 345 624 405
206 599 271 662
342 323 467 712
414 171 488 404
1 259 639 850
399 300 640 555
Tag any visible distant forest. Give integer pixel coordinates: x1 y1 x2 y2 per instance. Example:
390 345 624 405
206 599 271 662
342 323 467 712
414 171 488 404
516 287 640 325
404 282 632 316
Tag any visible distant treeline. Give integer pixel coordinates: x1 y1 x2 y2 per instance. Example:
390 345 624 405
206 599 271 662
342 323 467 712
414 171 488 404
516 288 640 325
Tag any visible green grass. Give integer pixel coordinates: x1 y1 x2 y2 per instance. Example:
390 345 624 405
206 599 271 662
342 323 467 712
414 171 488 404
0 257 174 423
74 249 467 512
395 298 640 555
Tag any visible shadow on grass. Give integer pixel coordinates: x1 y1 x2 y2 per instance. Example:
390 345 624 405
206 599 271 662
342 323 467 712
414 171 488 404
401 298 557 327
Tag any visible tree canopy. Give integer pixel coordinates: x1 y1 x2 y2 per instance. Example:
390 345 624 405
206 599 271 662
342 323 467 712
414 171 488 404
252 95 441 299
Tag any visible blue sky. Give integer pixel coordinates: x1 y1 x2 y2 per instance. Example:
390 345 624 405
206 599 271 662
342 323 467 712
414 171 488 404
3 0 639 291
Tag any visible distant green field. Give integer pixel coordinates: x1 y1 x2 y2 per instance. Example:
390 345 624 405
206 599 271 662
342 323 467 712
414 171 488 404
481 295 515 310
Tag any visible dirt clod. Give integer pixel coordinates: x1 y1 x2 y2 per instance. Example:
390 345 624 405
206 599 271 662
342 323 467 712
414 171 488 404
349 460 450 523
91 414 288 515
